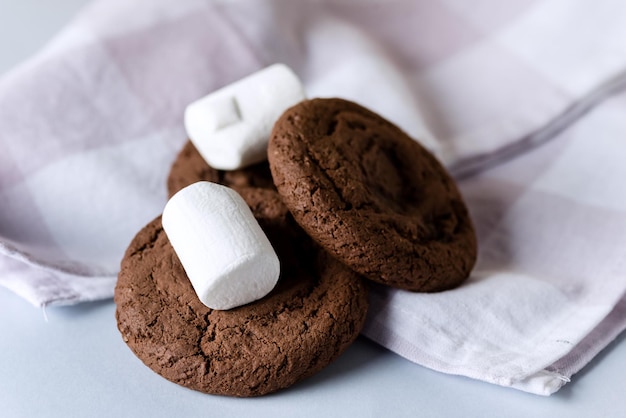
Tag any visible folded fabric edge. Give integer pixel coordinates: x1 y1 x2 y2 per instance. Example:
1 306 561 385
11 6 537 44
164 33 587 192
360 315 568 396
510 292 626 395
507 370 569 396
362 290 626 396
544 291 626 379
0 241 116 277
0 252 116 307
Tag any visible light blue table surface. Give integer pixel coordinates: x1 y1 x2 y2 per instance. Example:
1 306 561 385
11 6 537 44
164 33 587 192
1 1 625 417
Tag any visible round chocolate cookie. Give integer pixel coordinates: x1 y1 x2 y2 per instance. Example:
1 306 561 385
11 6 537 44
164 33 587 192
115 216 369 397
119 140 368 396
268 98 477 292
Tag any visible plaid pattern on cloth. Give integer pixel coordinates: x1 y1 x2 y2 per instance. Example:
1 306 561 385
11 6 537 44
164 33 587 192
2 0 626 395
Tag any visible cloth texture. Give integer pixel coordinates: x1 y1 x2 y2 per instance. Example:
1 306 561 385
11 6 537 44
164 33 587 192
2 0 626 395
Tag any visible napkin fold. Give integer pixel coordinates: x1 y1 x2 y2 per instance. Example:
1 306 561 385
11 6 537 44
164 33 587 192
2 0 626 395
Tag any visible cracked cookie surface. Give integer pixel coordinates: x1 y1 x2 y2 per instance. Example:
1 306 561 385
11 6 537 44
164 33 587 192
115 216 368 397
268 98 477 292
115 141 369 397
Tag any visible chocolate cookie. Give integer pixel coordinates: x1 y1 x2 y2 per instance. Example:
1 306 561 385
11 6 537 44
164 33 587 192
117 140 368 396
268 98 477 292
115 216 369 397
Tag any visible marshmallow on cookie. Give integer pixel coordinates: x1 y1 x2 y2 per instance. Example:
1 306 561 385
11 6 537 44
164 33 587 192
184 63 306 170
163 181 280 311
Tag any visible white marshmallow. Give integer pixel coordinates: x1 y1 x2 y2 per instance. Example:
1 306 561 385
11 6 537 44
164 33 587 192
184 63 306 170
162 182 280 310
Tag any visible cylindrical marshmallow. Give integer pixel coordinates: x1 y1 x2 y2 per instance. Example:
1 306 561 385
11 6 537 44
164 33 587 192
184 63 306 170
162 181 280 310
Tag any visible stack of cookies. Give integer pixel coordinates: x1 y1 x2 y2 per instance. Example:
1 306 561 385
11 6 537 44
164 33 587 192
114 70 477 397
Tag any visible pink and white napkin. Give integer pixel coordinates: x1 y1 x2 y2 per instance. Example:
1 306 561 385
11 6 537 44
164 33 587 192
2 0 626 395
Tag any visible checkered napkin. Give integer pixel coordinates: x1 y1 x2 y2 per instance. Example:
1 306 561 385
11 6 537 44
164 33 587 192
2 0 626 395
